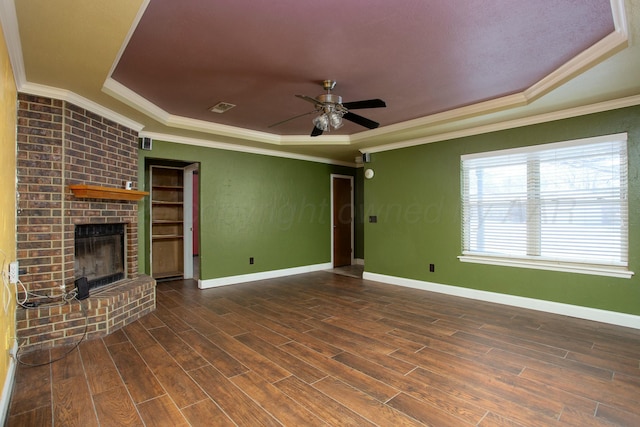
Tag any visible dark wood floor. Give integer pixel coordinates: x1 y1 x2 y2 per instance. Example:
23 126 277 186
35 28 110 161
7 271 640 426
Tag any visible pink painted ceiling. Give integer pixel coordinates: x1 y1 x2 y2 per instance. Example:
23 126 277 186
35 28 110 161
111 0 614 136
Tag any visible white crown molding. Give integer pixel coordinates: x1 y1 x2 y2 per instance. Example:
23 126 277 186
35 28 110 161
361 94 640 154
352 93 530 144
102 76 169 124
355 1 630 143
101 0 630 149
104 77 294 145
611 0 629 35
20 82 144 131
139 131 357 167
106 0 150 78
3 0 633 153
0 0 143 131
166 113 281 144
279 134 351 145
524 31 629 102
0 0 25 88
103 77 360 146
524 0 629 101
105 0 631 148
363 272 640 330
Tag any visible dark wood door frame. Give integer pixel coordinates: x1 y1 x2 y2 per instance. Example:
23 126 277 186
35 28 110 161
331 174 354 267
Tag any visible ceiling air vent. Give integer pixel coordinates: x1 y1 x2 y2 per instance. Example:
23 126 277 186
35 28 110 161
209 102 236 113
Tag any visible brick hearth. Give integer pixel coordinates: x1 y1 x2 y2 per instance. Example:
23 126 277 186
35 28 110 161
16 277 155 349
15 94 155 350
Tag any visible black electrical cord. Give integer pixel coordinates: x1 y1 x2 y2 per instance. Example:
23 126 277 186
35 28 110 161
16 298 89 367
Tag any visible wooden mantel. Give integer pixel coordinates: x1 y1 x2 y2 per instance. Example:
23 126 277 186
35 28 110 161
69 185 149 201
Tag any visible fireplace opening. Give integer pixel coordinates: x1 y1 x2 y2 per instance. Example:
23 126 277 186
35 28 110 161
75 223 126 290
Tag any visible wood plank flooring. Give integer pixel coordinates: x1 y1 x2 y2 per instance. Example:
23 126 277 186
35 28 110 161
7 271 640 426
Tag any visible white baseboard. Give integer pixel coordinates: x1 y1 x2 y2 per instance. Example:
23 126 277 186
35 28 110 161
363 272 640 330
1 340 18 425
198 262 333 289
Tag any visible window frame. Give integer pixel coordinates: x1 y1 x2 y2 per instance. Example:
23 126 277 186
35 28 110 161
458 133 633 279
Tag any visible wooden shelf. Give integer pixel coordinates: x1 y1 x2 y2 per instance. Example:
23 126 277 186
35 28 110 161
151 166 184 280
69 185 148 201
152 234 183 240
152 200 184 205
152 185 184 190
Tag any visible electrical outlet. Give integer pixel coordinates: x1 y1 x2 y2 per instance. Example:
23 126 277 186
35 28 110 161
249 257 254 265
429 263 435 272
9 261 18 284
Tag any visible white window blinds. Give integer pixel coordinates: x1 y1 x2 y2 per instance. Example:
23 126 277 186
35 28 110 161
461 134 628 269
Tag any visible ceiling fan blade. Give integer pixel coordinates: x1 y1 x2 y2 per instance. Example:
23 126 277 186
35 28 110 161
343 112 380 129
296 94 322 106
268 110 315 128
310 126 324 137
342 99 386 110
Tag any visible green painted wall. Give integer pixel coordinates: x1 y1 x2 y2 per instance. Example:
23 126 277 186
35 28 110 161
138 141 354 280
365 105 640 315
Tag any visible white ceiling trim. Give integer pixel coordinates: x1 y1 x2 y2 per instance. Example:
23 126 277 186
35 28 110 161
611 0 629 34
102 77 168 124
525 31 629 102
103 77 288 145
21 82 144 131
3 0 633 157
350 92 530 143
103 23 629 149
105 0 150 79
101 0 629 148
138 131 356 167
0 0 25 88
279 134 352 146
103 76 376 145
355 7 629 144
361 94 640 155
0 0 144 131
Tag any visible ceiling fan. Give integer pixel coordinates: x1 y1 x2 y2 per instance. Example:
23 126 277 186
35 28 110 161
269 80 386 136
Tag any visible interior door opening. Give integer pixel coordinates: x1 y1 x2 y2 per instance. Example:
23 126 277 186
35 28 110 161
332 175 354 268
148 160 200 281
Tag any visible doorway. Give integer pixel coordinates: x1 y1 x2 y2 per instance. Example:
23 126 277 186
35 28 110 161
331 175 353 267
148 160 200 280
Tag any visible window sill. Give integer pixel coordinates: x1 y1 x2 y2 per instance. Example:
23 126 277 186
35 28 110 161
458 255 634 279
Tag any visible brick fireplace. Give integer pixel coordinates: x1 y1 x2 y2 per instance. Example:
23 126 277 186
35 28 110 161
15 94 155 350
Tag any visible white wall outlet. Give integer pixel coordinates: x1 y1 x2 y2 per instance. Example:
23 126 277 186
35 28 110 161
9 261 18 284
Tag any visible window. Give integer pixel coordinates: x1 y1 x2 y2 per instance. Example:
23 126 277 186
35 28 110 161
460 133 632 278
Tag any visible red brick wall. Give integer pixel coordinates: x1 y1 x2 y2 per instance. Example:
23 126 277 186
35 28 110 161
15 94 154 350
16 94 140 295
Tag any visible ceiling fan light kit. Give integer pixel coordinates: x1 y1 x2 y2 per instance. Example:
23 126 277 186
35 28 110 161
312 105 345 131
312 113 330 131
270 80 386 136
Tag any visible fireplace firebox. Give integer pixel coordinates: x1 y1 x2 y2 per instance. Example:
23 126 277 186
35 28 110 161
75 223 126 290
